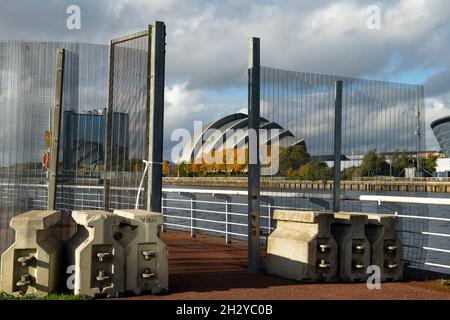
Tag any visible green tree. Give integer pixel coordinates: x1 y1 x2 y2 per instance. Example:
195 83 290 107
288 160 332 182
418 155 438 177
279 144 310 176
391 150 414 177
360 150 390 177
177 161 192 177
341 166 360 180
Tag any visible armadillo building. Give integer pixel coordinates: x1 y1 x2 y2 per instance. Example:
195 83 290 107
178 113 306 163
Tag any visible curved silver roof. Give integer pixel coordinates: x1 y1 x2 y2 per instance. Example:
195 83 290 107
180 113 305 163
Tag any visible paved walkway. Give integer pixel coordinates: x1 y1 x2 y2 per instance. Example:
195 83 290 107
128 230 450 300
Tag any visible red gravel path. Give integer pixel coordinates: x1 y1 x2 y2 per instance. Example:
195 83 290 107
126 230 450 300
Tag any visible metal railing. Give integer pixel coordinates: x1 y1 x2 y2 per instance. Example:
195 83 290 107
360 195 450 271
161 197 277 243
161 192 450 273
1 183 449 272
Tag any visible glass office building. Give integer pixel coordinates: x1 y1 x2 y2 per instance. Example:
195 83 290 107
63 109 129 171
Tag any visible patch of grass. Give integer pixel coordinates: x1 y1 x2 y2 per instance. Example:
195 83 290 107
0 291 85 300
436 279 450 289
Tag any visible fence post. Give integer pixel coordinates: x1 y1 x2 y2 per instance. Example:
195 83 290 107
333 80 343 212
146 21 166 213
161 197 166 232
47 48 65 210
268 203 272 233
103 39 114 212
248 37 261 273
225 200 230 244
190 198 196 238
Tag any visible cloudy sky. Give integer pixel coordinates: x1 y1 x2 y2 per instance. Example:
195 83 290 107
1 0 449 155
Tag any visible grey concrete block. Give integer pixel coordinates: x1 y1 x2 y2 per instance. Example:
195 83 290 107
332 212 370 282
266 210 337 282
113 209 168 295
0 210 63 296
66 210 125 297
365 214 403 281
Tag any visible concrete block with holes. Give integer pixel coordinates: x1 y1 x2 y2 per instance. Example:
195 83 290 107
113 209 168 295
0 210 63 297
266 210 337 282
365 214 403 281
332 212 371 282
66 210 126 297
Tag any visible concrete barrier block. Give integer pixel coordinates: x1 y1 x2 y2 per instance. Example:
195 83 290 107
332 212 370 282
66 210 125 297
0 210 62 296
365 214 403 281
266 210 337 282
113 209 168 295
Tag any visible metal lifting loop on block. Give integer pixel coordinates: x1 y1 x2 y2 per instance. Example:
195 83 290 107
96 252 111 262
16 275 32 287
17 255 34 266
319 244 331 252
142 250 156 260
318 260 331 268
96 270 110 282
142 269 155 279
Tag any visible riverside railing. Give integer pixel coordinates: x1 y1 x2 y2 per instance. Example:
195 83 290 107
1 183 449 273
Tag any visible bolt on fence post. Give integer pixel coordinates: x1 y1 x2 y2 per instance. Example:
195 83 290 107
47 48 65 210
248 37 261 273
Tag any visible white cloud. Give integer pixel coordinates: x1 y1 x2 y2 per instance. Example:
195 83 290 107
1 0 450 153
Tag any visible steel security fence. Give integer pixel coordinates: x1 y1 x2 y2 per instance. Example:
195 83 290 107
0 23 162 255
258 65 428 270
104 31 149 211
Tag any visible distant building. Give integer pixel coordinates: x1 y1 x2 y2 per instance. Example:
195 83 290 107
63 109 129 171
431 116 450 157
178 113 306 163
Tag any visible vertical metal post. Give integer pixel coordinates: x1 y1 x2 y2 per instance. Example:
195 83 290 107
161 197 166 232
47 48 65 210
333 80 343 212
268 203 272 233
225 200 230 244
146 21 166 213
248 37 261 273
190 198 195 238
416 86 423 178
103 40 114 211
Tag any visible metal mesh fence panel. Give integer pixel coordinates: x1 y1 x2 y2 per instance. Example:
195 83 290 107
57 43 109 216
105 32 149 211
259 66 429 270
